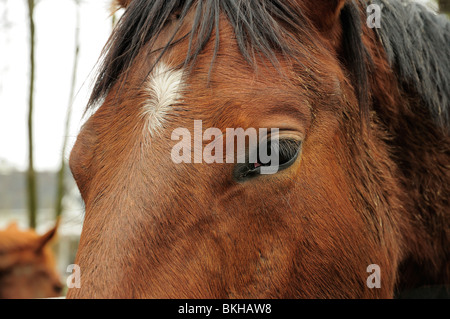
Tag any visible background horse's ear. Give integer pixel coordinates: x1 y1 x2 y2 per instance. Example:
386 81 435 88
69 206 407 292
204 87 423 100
35 221 59 252
302 0 347 33
114 0 132 9
6 222 19 231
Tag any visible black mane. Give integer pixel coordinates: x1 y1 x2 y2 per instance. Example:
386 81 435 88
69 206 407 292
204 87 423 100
372 0 450 129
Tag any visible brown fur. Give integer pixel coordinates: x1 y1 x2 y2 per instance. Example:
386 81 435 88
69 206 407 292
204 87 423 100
67 1 449 298
362 22 450 293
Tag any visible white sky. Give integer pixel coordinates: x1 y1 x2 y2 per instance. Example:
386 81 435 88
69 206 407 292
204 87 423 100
0 0 438 172
0 0 116 171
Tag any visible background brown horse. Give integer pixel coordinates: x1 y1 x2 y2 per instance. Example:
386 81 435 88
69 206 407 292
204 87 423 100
68 0 449 298
0 223 63 299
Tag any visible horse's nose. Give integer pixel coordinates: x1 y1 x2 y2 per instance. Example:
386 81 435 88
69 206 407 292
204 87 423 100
53 281 64 294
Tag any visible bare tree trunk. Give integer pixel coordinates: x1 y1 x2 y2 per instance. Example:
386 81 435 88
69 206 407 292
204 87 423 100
112 12 117 28
111 0 120 28
55 0 81 219
26 0 37 229
439 0 450 14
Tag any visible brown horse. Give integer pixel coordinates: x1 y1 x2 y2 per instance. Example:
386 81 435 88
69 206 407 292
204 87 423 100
67 0 450 298
0 223 63 299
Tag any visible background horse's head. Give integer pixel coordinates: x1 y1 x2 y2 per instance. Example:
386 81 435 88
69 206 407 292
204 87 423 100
68 0 450 298
0 223 63 299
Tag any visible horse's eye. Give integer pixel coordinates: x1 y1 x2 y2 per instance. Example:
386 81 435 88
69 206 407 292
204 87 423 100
233 139 302 182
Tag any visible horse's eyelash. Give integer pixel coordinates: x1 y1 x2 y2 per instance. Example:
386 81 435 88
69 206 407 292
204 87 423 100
269 139 301 157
